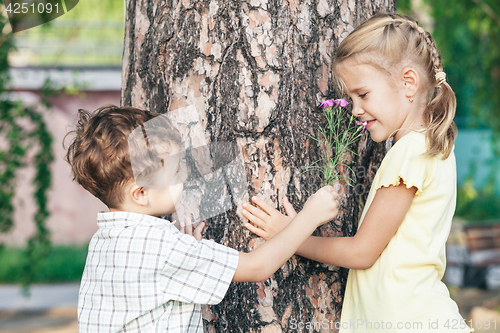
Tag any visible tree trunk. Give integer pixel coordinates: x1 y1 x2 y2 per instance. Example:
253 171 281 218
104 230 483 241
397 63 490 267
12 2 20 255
122 0 395 332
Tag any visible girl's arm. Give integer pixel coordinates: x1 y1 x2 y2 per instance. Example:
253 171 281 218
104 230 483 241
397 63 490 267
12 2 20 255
242 183 416 270
233 186 339 282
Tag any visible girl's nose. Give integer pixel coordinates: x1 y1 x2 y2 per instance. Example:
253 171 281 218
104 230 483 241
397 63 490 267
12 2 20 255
351 104 365 117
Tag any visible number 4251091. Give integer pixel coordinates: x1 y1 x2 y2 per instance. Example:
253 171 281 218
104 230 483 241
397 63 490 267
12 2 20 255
445 319 497 330
5 1 60 14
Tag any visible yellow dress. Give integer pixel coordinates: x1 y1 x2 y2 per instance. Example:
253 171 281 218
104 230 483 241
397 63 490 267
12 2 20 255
340 131 472 333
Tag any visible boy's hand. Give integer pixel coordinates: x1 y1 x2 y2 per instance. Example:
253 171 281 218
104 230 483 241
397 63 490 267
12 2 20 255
301 185 339 226
180 218 205 241
242 196 297 240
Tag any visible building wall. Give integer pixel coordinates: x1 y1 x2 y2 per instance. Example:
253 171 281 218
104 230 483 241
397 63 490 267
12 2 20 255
0 88 120 246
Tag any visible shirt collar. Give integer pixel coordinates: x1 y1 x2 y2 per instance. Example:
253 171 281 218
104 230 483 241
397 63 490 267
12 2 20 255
97 211 174 228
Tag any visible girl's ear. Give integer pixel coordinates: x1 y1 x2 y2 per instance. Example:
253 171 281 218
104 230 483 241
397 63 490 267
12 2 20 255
401 67 419 98
130 185 149 206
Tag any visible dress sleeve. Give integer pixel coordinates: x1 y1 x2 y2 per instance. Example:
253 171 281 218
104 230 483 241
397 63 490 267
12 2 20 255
160 228 239 305
375 135 429 196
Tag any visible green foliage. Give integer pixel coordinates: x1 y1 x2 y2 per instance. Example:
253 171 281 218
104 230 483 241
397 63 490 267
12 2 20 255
60 0 124 21
455 161 500 222
0 245 88 283
9 0 125 66
0 3 54 291
398 0 500 153
305 102 363 186
456 179 500 223
397 0 500 223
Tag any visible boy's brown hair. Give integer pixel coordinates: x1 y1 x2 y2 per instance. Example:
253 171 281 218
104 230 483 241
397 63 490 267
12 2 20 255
65 105 182 208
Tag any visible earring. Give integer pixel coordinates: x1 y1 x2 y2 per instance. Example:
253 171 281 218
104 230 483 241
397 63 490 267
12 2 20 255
409 97 413 103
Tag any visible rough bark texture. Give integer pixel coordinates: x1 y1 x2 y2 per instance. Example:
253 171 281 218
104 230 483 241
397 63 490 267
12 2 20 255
122 0 395 331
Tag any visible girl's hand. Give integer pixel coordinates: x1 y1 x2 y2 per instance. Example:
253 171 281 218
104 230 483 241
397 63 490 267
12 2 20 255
242 196 297 240
301 185 339 225
180 218 205 241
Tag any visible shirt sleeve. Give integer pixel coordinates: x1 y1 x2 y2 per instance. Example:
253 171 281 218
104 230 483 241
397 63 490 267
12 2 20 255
160 227 239 305
375 134 429 196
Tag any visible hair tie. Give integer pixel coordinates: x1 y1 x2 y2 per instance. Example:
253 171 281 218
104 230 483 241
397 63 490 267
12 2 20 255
435 72 446 85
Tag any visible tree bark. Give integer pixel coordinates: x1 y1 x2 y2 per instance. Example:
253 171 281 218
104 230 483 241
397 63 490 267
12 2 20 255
122 0 395 331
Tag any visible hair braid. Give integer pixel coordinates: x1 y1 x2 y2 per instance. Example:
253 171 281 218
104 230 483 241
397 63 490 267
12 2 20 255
402 18 457 158
333 13 457 159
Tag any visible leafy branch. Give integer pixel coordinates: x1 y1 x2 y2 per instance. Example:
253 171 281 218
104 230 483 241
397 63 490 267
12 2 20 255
0 1 54 293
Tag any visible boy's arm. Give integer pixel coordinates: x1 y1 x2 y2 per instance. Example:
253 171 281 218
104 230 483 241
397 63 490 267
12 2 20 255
243 183 416 270
233 186 339 282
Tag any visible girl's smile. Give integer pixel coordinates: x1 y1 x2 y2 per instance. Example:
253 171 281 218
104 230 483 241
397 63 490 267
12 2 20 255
365 119 376 129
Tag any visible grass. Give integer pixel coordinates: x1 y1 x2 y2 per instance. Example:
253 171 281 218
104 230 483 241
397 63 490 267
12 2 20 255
4 0 125 67
0 245 88 283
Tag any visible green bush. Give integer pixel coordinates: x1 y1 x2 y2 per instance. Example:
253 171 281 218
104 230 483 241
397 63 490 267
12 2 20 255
0 245 88 283
455 177 500 224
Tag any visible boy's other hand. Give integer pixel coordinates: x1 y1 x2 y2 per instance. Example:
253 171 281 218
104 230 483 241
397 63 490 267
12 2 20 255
180 218 205 241
242 196 297 240
302 184 339 225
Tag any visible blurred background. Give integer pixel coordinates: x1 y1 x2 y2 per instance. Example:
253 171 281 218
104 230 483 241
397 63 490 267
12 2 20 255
0 0 122 332
0 0 499 332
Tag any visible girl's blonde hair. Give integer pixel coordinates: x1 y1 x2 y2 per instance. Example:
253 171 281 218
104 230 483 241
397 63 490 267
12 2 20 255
334 13 457 159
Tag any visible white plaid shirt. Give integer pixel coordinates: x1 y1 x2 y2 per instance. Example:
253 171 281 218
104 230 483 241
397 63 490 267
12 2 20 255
78 211 239 333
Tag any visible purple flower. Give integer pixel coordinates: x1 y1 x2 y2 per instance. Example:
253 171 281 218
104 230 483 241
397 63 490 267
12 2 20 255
356 120 367 133
335 99 349 107
320 99 349 109
320 100 335 108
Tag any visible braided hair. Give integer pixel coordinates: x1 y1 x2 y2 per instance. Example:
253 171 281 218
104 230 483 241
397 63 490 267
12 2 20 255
333 13 457 159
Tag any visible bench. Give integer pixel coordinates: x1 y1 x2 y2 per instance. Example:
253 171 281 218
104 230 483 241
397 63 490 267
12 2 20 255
462 223 500 289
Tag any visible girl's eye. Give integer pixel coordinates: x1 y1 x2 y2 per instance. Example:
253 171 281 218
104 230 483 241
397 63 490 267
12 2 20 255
358 93 367 98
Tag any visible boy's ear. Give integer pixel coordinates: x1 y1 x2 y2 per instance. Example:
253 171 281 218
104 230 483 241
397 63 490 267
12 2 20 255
401 67 419 97
129 184 149 206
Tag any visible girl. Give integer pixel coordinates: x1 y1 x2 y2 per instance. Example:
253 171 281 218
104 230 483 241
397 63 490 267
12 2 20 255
241 13 472 333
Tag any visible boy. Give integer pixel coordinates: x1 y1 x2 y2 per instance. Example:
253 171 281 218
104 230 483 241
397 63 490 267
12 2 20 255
65 105 339 332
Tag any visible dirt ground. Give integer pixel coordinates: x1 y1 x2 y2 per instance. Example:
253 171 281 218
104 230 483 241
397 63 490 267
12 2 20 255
0 308 78 333
0 288 499 333
450 287 500 333
451 288 500 318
